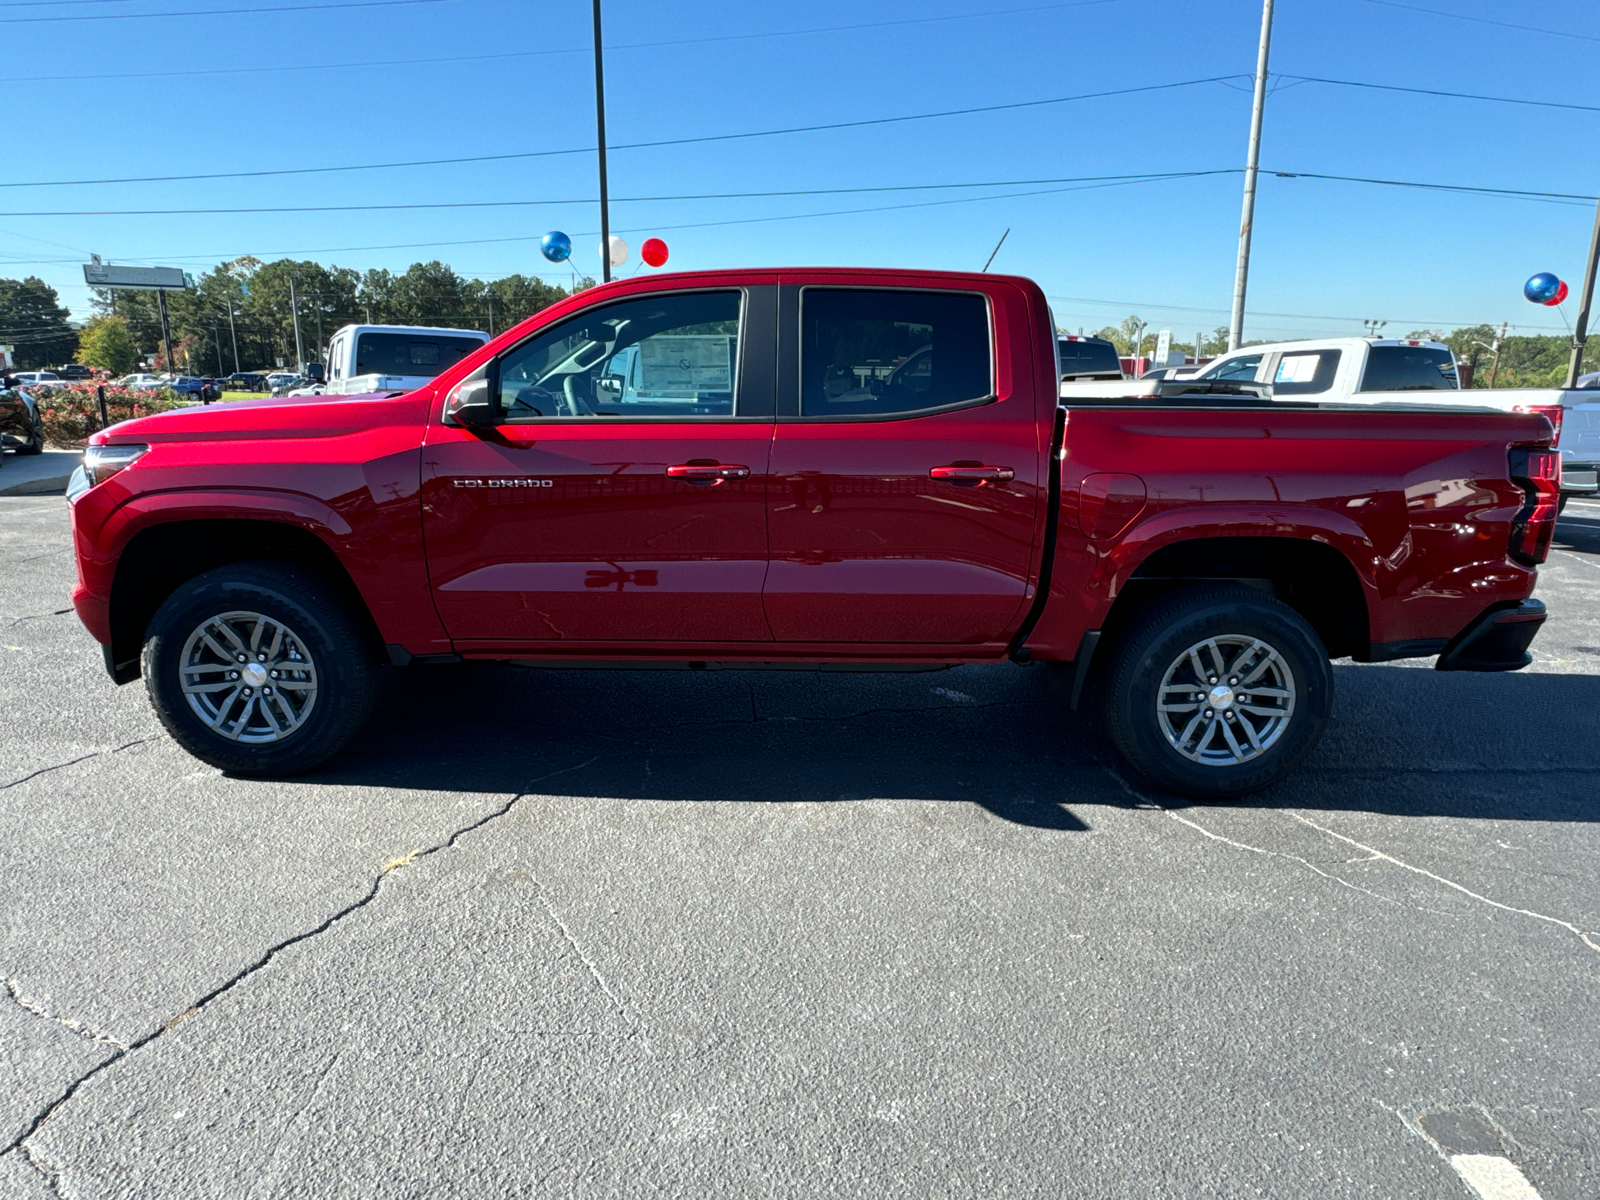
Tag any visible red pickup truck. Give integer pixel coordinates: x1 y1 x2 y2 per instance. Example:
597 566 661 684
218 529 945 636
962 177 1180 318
66 268 1558 796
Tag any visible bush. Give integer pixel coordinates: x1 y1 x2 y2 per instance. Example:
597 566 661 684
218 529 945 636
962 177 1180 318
26 384 195 446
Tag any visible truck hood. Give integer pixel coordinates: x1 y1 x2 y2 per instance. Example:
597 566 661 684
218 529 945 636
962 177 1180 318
91 389 426 445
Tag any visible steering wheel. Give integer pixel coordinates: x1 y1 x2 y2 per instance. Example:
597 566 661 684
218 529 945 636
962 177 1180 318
561 374 593 418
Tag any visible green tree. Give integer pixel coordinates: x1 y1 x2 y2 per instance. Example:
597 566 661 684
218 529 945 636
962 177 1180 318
0 276 76 368
75 314 139 375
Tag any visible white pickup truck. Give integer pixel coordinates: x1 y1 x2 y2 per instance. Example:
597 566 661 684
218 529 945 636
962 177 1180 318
311 323 490 396
1063 336 1599 503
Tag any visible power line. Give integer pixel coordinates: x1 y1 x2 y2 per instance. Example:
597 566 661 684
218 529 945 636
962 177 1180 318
1284 73 1600 116
1267 169 1596 206
1349 0 1600 44
4 165 1590 220
0 78 1239 189
0 170 1240 216
0 0 458 22
0 0 1113 74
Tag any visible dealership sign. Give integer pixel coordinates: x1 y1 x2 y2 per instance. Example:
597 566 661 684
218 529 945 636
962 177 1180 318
83 263 189 290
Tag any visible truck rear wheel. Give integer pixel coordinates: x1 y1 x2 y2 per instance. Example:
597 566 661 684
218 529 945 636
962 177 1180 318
141 562 377 776
1101 584 1333 798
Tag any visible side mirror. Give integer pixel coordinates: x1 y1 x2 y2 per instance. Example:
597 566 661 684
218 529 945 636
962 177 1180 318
597 373 624 397
303 362 325 383
443 364 499 427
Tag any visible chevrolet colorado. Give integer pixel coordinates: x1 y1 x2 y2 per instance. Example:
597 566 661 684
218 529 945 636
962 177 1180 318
66 268 1559 796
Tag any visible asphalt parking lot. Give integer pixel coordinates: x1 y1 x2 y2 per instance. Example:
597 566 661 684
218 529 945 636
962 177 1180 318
1 493 1597 1199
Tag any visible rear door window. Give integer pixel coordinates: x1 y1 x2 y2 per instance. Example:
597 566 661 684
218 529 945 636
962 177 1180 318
1360 345 1458 391
800 288 991 418
1201 353 1263 382
1058 338 1122 376
1272 349 1341 395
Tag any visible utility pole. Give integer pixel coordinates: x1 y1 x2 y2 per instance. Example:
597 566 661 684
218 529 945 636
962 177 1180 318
1565 193 1600 387
592 0 612 284
289 276 305 369
1228 0 1275 351
214 324 223 375
488 295 495 337
156 288 175 376
226 298 240 373
314 300 323 360
1488 322 1508 388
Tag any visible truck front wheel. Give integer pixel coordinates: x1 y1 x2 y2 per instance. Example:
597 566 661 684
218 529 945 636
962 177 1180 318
141 562 378 776
1101 584 1333 798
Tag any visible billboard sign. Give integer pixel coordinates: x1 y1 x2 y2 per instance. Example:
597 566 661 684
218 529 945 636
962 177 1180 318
82 263 188 291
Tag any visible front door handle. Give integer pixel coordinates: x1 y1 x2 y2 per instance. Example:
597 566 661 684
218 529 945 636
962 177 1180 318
667 461 751 486
930 463 1014 486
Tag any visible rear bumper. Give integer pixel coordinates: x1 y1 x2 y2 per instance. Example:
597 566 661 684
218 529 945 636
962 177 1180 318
1560 461 1597 495
1435 599 1546 672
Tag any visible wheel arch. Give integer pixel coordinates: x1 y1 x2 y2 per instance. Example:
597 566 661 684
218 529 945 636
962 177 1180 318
108 517 383 683
1105 534 1372 661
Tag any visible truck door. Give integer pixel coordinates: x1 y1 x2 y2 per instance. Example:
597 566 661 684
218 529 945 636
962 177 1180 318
764 278 1043 645
421 284 777 647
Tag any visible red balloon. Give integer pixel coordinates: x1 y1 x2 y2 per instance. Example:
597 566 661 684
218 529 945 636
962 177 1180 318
1544 280 1569 306
641 237 669 268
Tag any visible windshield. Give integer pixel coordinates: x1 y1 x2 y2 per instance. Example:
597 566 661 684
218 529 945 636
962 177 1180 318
354 332 483 379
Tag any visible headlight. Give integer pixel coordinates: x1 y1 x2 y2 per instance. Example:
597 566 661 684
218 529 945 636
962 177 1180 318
82 443 149 487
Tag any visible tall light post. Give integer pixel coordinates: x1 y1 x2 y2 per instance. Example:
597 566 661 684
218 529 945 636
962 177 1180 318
1565 194 1600 387
592 0 612 284
1228 0 1275 351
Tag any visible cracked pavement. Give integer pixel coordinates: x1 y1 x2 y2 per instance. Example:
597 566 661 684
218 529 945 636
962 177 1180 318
1 492 1598 1197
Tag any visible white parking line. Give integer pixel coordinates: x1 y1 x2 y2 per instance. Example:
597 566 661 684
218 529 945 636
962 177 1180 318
1450 1153 1542 1200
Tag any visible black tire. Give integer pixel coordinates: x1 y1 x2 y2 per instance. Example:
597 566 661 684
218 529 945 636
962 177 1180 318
1101 584 1333 798
142 561 378 775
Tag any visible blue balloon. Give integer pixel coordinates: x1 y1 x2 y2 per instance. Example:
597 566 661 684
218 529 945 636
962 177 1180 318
540 231 572 263
1524 272 1561 304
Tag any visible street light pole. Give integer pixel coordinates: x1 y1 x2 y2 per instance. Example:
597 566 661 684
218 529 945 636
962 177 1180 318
1228 0 1275 352
289 276 305 369
227 298 240 373
1565 193 1600 387
592 0 612 284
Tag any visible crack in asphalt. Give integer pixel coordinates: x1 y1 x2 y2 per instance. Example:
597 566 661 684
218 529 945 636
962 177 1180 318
1102 764 1600 952
1287 810 1600 956
0 755 601 1165
3 979 127 1051
10 1141 63 1198
4 609 73 628
0 740 154 792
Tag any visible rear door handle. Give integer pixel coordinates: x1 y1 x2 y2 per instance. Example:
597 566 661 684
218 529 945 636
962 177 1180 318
667 461 751 485
930 464 1014 486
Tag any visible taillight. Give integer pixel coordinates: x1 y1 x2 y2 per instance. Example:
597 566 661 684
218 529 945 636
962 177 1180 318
1507 446 1561 565
1511 402 1564 447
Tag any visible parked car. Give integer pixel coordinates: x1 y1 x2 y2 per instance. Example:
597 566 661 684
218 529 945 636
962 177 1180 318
12 370 61 387
116 373 166 391
270 375 305 397
265 372 300 391
0 379 45 457
56 363 93 380
66 267 1556 796
223 372 268 393
166 376 210 400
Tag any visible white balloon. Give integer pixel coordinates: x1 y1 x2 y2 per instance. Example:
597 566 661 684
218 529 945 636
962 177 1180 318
599 235 629 266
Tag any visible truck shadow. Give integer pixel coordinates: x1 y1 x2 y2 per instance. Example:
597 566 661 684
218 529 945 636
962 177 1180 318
306 657 1600 831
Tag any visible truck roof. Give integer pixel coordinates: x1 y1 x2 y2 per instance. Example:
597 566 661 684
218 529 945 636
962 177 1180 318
328 323 490 340
1220 335 1451 355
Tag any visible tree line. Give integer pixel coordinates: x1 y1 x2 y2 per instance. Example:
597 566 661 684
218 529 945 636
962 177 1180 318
83 257 592 375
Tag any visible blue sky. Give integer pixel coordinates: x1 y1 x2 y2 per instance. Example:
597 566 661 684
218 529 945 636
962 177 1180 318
4 0 1596 342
